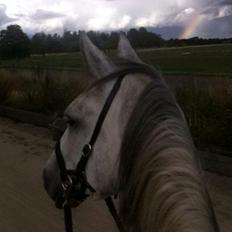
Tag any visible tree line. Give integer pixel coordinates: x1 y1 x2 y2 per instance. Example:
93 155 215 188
0 24 231 59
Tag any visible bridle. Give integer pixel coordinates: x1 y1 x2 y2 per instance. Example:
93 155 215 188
53 63 156 232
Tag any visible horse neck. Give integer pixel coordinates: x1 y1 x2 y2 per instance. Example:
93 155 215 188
118 82 219 232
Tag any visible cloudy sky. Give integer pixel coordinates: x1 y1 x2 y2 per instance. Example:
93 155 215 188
0 0 232 38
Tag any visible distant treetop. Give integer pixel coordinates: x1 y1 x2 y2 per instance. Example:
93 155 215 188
0 25 30 59
0 24 231 58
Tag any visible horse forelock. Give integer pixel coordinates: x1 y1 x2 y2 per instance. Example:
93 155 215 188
118 78 219 232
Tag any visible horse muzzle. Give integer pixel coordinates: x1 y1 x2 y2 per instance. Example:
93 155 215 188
55 174 89 209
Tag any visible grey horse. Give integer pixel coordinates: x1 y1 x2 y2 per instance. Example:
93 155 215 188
43 32 219 232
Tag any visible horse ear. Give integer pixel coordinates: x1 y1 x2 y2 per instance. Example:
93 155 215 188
117 32 143 63
79 31 117 79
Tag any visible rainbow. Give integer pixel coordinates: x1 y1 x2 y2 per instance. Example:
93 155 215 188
180 15 204 39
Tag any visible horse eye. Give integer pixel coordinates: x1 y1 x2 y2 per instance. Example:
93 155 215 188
66 118 76 126
64 115 76 126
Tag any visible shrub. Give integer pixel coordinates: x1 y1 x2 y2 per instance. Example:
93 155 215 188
0 70 15 103
17 66 88 113
0 25 30 59
177 88 232 153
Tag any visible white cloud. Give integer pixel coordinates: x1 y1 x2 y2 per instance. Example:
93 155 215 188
218 5 232 18
30 9 65 21
184 8 195 14
109 15 131 30
136 17 149 27
117 15 131 28
0 0 199 32
0 0 231 38
87 6 117 30
0 4 16 26
175 7 196 24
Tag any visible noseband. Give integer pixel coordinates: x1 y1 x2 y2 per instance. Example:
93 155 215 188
54 63 156 232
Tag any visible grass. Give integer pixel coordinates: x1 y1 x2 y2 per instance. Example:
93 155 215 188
0 68 89 114
0 43 232 76
137 44 232 76
0 53 85 71
0 43 232 154
177 88 232 154
0 70 16 103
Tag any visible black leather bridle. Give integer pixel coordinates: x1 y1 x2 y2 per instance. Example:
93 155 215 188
54 64 156 232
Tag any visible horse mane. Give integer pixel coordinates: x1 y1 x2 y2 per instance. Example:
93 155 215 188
118 71 219 232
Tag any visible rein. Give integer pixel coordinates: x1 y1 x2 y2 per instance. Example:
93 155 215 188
54 64 156 232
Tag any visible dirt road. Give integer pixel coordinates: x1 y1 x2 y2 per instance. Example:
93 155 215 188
0 117 231 232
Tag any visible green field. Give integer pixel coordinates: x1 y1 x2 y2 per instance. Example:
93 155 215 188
138 44 232 76
0 43 232 153
0 43 232 76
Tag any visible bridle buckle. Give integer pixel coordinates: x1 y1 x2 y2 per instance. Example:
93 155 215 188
82 144 92 157
62 175 73 191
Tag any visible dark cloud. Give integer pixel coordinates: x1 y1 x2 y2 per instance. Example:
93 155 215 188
198 14 232 38
151 15 232 39
30 9 66 21
216 0 232 6
148 26 183 39
0 4 16 26
14 13 27 17
201 0 232 17
202 0 232 8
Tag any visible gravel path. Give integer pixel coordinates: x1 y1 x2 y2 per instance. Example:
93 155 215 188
0 117 231 232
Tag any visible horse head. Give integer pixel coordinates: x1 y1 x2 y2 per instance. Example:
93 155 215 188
43 32 150 202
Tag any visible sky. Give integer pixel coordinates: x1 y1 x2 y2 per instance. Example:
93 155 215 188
0 0 232 39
